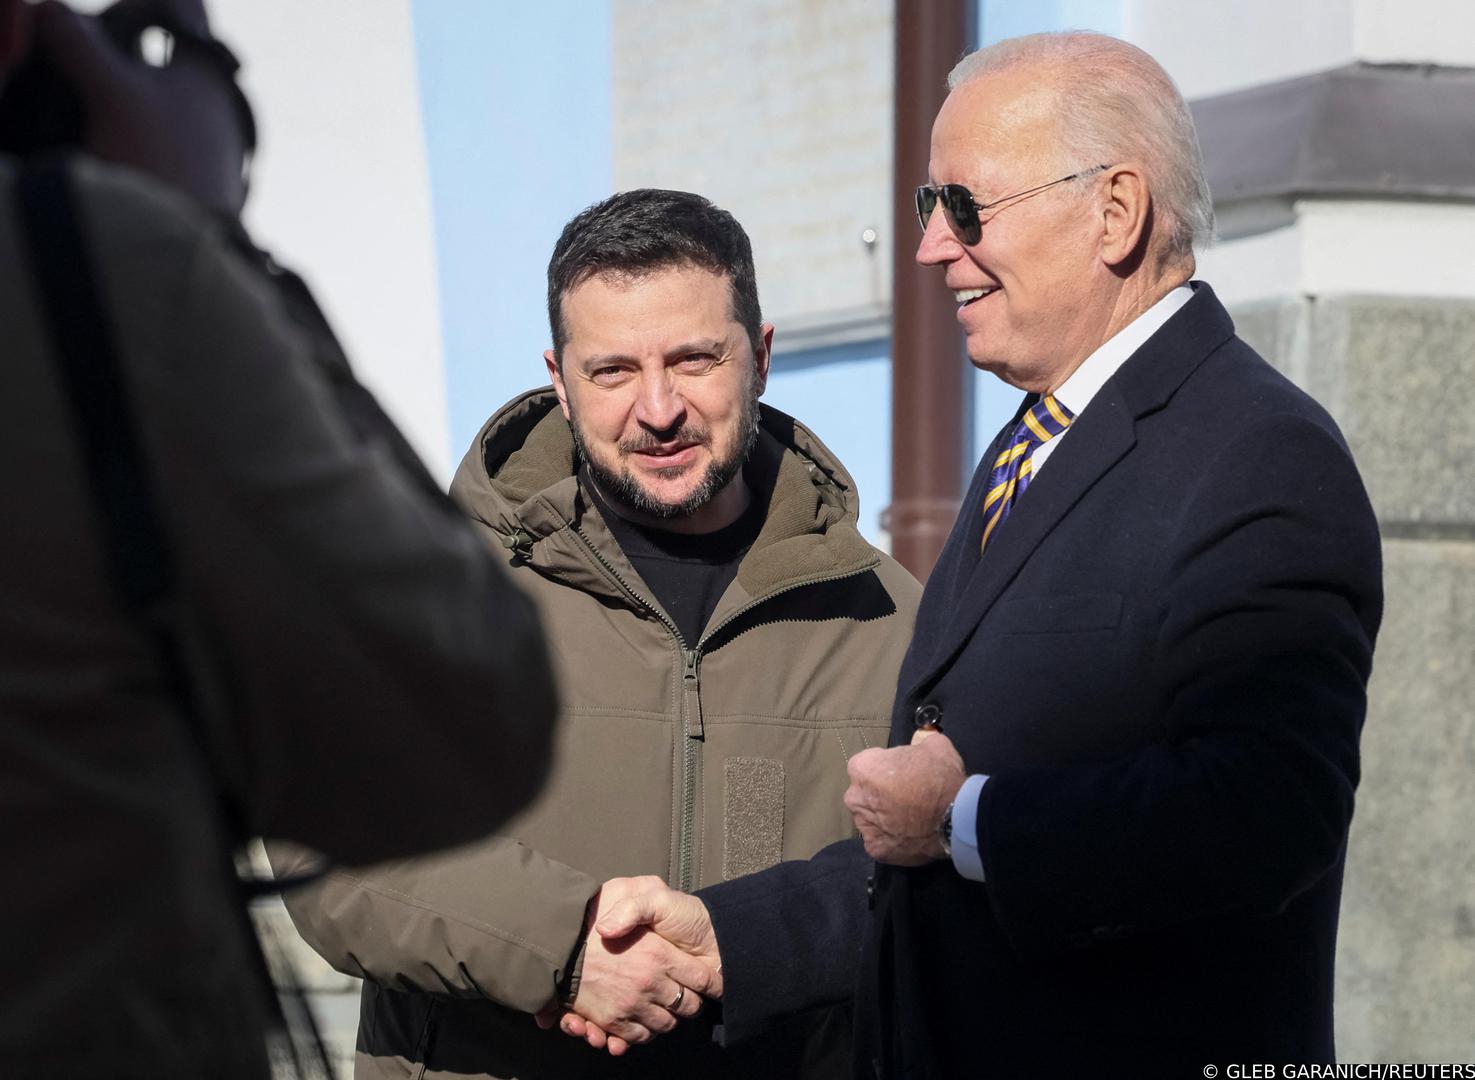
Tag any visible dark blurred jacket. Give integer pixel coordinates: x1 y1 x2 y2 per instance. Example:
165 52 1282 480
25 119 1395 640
0 156 557 1077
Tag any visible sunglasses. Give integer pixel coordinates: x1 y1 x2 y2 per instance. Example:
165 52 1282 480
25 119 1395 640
915 164 1112 246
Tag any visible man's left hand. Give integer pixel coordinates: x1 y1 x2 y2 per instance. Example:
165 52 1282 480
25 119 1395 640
844 732 966 866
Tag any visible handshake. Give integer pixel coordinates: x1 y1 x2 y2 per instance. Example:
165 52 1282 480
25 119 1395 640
533 731 969 1057
534 875 723 1057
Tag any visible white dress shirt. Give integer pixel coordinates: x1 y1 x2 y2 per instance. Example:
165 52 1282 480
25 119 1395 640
1030 285 1193 478
948 284 1194 883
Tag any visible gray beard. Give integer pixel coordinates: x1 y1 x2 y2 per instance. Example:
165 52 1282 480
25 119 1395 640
570 391 761 521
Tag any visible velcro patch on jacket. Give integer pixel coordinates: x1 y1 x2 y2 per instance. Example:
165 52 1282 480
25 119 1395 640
723 757 785 880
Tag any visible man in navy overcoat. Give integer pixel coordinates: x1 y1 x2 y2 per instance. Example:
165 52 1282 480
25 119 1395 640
842 30 1383 1079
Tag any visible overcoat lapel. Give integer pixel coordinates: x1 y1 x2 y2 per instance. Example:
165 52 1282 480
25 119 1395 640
907 388 1137 695
902 282 1238 701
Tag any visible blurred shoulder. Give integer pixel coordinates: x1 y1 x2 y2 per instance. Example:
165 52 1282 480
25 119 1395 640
0 154 252 326
56 154 228 257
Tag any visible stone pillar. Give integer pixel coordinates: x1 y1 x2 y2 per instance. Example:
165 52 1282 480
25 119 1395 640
1233 294 1475 1060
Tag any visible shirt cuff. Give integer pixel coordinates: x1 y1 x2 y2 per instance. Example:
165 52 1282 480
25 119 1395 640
950 773 989 882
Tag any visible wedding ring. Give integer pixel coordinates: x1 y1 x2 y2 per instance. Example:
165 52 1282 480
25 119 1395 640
668 986 685 1011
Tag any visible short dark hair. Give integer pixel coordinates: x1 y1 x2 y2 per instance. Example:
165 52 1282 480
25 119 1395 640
547 189 763 366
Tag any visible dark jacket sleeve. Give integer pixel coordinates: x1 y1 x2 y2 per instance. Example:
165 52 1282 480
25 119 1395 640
698 838 870 1043
977 413 1382 954
128 195 558 866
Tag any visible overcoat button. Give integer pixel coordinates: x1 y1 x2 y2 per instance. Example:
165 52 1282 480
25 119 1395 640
913 702 942 730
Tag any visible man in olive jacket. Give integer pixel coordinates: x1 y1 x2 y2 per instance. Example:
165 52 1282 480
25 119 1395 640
280 189 920 1079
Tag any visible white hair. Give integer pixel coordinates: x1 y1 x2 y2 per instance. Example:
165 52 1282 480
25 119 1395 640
948 32 1215 263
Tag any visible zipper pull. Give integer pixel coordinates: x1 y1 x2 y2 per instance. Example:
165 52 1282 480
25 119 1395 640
682 649 704 739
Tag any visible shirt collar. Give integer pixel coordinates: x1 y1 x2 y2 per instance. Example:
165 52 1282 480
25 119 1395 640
1053 284 1194 418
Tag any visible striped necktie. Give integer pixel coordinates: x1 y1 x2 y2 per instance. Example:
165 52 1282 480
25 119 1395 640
980 394 1075 553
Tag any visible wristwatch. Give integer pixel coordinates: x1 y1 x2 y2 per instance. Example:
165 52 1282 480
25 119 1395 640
939 801 954 858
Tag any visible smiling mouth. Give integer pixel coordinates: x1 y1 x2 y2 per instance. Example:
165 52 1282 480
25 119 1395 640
953 287 999 306
631 442 700 462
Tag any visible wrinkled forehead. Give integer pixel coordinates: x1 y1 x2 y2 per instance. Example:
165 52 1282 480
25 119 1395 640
560 263 744 351
930 71 1063 186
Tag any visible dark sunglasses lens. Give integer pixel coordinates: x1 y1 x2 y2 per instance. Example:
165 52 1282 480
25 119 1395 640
915 186 938 230
941 186 981 245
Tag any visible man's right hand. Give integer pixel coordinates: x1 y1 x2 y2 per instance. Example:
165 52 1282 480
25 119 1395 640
535 877 721 1055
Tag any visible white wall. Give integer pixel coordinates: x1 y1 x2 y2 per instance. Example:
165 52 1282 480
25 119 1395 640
212 0 449 477
1126 0 1475 102
1353 0 1475 66
69 0 452 478
1126 0 1356 99
1200 200 1475 308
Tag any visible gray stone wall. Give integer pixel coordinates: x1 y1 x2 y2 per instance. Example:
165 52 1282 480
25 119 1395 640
1344 538 1475 1060
1232 293 1475 1060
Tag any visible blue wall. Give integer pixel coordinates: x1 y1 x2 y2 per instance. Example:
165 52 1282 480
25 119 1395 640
978 0 1121 44
412 0 612 464
765 342 893 541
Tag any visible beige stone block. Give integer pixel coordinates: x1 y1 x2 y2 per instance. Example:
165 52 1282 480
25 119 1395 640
1231 294 1475 529
1311 297 1475 529
1337 538 1475 1060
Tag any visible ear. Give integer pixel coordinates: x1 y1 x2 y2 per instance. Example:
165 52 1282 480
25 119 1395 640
753 323 774 397
1098 165 1150 270
545 348 573 421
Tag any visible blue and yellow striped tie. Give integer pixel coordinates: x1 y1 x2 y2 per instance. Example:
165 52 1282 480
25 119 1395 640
980 395 1075 553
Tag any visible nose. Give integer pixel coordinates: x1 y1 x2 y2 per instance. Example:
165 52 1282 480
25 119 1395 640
915 205 963 268
633 368 686 434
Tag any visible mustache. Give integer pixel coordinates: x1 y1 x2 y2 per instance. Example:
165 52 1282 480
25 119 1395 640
618 425 711 454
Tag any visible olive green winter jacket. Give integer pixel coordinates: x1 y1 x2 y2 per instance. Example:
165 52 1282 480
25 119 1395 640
280 389 919 1079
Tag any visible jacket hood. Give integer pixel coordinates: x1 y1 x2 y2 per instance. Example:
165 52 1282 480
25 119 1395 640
450 387 879 599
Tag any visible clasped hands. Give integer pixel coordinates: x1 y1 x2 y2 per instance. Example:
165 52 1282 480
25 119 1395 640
535 875 722 1056
535 733 964 1057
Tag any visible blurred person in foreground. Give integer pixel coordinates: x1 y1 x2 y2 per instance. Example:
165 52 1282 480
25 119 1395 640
277 188 921 1079
579 30 1385 1080
0 0 556 1075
